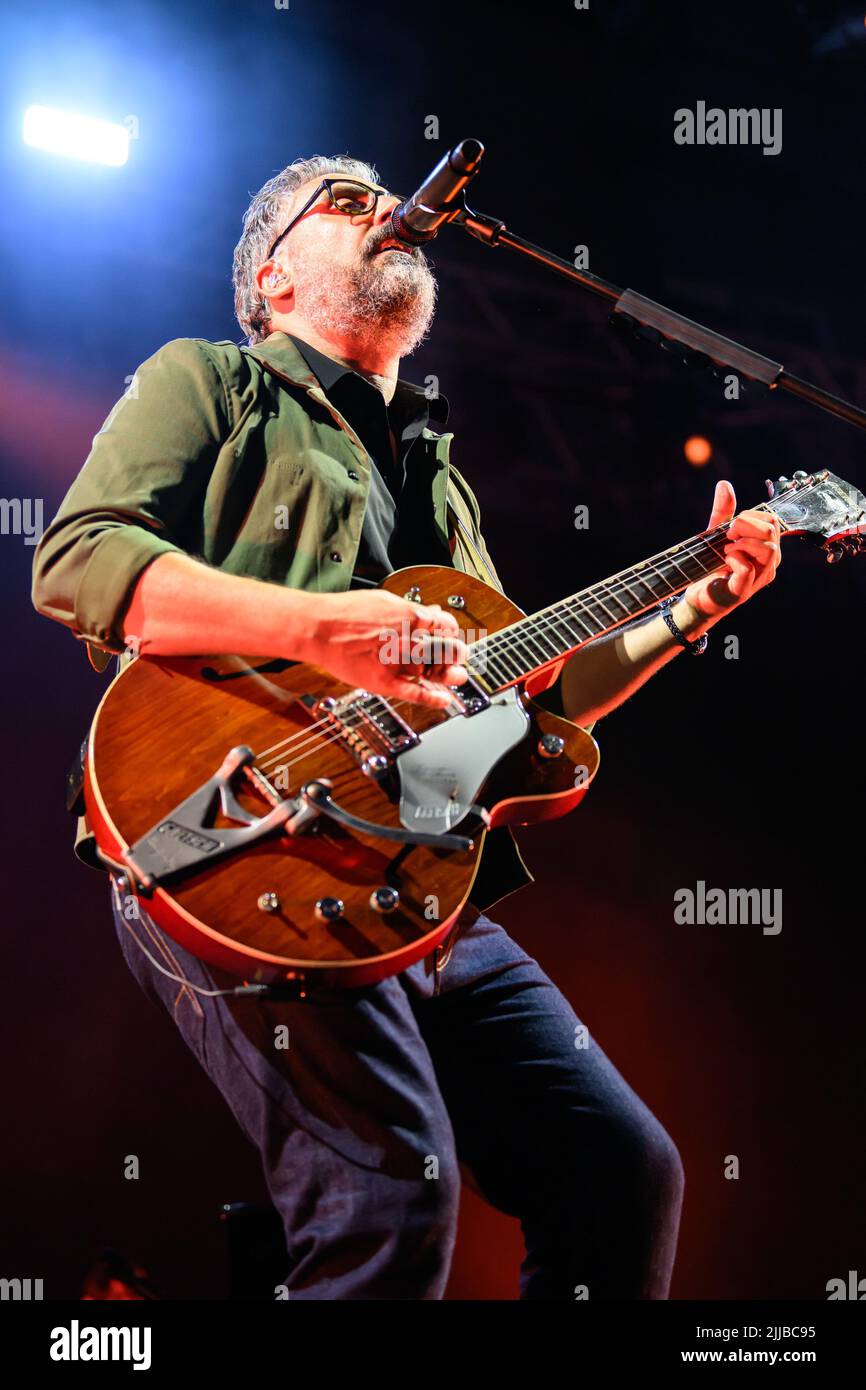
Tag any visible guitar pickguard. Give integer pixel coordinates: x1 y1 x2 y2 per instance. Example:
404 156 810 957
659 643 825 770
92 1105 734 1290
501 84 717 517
397 688 529 832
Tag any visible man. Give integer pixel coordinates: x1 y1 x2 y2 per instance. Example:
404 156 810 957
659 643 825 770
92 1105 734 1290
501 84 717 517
31 154 781 1300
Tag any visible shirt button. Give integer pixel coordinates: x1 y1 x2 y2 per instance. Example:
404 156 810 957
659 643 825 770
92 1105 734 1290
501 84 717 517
347 470 359 481
330 551 343 563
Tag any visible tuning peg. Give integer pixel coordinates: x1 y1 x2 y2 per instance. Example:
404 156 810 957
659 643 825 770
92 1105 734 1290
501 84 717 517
793 471 808 481
777 476 790 487
764 478 776 497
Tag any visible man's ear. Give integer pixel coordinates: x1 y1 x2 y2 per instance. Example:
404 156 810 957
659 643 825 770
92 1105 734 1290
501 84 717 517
254 259 292 305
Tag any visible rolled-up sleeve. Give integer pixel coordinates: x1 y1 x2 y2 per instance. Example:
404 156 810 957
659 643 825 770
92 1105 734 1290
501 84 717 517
31 337 229 653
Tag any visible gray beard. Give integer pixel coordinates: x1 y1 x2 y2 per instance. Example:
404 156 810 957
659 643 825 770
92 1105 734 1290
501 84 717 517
286 244 437 357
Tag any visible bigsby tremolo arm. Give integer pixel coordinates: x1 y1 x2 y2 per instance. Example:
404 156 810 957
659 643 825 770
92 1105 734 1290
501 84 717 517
299 780 476 851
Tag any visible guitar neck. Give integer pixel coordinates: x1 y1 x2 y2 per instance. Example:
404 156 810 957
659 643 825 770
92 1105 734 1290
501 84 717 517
467 500 791 692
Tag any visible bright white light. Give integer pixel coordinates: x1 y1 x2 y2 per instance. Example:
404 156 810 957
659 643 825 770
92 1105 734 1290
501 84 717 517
22 106 129 167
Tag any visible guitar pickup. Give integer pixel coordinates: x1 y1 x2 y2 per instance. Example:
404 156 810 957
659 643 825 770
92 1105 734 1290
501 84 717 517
315 689 420 762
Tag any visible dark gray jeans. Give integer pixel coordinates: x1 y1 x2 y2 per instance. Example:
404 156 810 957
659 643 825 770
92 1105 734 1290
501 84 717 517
109 878 684 1300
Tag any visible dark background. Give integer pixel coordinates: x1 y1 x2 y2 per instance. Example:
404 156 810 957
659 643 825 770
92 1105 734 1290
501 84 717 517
1 0 863 1299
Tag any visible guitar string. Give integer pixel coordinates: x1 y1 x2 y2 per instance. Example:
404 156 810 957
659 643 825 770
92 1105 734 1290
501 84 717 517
253 530 727 772
250 520 765 775
467 508 787 668
252 518 778 773
259 505 785 771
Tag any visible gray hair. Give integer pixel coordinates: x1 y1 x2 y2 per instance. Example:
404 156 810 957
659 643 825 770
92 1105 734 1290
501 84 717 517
232 153 380 344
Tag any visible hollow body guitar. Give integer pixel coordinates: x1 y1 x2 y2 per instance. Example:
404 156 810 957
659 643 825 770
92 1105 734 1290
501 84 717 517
89 563 597 988
85 469 864 987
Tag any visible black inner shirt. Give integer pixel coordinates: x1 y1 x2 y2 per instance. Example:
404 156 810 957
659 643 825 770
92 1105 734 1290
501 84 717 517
286 333 451 587
284 335 535 909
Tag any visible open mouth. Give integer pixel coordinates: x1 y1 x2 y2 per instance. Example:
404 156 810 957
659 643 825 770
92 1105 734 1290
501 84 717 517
374 240 413 256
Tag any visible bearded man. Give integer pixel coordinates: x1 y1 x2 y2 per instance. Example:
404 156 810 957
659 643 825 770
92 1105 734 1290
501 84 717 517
31 154 781 1300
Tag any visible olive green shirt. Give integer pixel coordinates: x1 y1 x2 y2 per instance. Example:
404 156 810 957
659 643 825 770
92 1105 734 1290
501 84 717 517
31 330 535 908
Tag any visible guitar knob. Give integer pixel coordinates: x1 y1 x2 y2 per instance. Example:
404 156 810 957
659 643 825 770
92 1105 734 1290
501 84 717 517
257 892 280 913
370 887 400 914
447 594 466 609
538 733 565 759
404 585 422 602
315 896 344 922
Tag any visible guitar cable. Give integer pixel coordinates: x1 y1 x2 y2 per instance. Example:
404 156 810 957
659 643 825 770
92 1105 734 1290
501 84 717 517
109 873 304 1001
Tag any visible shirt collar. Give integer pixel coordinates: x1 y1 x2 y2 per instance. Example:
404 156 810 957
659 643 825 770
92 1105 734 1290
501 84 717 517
246 329 450 426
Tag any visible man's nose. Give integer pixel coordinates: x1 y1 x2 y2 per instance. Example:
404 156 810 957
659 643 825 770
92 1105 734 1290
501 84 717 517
373 194 402 227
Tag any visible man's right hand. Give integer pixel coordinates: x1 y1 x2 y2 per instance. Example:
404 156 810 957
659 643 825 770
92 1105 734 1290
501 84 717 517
120 555 469 711
302 589 469 710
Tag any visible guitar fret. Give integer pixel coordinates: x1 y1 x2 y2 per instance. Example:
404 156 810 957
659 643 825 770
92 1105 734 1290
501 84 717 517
551 611 590 644
631 567 670 599
522 629 558 665
643 559 673 587
562 604 603 638
514 633 547 669
618 575 648 605
600 587 634 617
676 547 717 576
550 613 590 648
581 602 612 633
489 647 524 683
590 594 622 623
526 624 563 659
472 526 744 689
467 479 834 693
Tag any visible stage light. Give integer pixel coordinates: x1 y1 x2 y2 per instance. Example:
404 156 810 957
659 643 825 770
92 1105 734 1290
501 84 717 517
684 435 712 466
22 106 129 167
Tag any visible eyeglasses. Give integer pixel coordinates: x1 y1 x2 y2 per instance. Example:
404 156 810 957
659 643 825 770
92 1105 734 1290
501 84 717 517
266 178 402 260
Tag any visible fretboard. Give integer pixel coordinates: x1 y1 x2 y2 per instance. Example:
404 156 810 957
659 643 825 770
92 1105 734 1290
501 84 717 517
467 503 789 691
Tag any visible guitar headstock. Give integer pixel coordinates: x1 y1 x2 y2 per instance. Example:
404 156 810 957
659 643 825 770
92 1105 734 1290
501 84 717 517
763 470 866 563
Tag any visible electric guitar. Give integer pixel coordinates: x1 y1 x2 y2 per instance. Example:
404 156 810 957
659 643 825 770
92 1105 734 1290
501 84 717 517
86 469 865 987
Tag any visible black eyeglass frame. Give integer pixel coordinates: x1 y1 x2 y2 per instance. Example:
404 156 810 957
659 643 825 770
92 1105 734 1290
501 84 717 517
265 177 400 260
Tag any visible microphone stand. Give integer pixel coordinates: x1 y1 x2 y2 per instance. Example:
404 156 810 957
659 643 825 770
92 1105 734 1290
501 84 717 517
448 201 866 433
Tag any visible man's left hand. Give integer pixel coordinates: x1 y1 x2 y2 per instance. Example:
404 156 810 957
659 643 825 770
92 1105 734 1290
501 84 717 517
683 480 782 621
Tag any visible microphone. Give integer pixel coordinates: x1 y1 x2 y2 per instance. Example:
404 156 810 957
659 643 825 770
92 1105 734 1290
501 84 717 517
389 138 484 247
